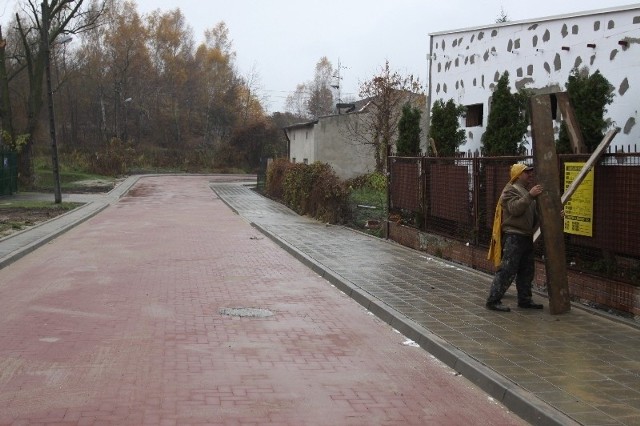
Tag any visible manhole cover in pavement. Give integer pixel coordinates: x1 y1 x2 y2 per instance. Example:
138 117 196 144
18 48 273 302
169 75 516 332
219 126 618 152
219 307 274 318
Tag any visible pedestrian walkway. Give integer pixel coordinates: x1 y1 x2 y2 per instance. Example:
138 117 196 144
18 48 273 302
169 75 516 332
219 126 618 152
0 175 525 425
211 182 640 426
1 175 639 425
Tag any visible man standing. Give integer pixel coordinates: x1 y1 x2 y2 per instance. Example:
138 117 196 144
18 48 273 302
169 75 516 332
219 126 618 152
486 163 544 312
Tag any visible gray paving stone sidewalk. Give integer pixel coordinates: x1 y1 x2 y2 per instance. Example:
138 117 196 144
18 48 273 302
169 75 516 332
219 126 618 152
212 182 640 426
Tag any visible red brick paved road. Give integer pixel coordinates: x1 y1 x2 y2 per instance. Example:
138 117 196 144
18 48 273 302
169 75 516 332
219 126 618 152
0 176 526 425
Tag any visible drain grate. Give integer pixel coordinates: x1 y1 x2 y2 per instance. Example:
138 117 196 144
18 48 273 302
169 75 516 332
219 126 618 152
219 307 274 318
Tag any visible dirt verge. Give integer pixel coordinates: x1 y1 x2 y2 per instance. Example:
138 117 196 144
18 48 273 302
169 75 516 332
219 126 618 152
0 206 73 239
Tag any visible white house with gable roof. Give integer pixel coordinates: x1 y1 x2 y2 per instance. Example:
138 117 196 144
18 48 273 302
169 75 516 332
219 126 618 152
427 4 640 155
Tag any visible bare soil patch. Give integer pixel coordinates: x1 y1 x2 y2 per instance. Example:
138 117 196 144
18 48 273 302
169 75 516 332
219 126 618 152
67 179 116 193
0 206 73 238
0 181 113 239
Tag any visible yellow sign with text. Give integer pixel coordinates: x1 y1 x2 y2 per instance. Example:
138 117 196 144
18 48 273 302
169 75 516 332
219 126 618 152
563 162 594 237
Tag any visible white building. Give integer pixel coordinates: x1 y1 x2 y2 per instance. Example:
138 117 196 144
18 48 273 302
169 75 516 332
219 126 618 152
284 112 376 180
284 93 426 180
427 4 640 154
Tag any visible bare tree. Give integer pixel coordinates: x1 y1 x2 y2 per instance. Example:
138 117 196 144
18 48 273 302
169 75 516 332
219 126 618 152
285 83 308 119
285 56 335 120
306 56 334 118
240 64 266 125
344 60 423 172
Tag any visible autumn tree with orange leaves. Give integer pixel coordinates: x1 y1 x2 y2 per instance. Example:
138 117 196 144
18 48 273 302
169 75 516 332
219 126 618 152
0 0 106 185
0 0 286 180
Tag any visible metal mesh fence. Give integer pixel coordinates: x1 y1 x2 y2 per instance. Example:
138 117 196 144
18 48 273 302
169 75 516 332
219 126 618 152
558 154 640 283
388 152 640 286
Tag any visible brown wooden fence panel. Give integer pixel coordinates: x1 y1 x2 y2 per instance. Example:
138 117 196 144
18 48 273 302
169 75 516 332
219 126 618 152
389 158 421 212
428 163 471 224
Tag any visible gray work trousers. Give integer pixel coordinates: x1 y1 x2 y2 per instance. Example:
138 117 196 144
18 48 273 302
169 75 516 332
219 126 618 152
487 233 535 305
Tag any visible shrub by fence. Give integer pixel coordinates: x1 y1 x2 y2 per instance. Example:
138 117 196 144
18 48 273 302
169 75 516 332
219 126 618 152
265 159 351 224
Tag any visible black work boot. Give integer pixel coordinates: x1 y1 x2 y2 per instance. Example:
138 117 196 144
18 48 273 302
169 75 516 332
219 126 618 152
518 301 543 309
486 301 511 312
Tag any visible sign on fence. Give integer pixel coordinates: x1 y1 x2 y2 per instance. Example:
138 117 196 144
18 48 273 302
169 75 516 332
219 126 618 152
563 162 594 237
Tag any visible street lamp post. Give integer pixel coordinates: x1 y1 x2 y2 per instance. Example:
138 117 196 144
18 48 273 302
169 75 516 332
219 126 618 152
42 2 62 203
123 97 132 142
42 4 72 204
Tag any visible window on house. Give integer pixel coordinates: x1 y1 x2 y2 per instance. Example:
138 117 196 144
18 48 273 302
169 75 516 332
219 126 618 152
292 157 296 163
303 158 308 164
465 104 483 127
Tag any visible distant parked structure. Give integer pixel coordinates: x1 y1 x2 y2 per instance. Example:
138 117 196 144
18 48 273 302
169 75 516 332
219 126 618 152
427 4 640 155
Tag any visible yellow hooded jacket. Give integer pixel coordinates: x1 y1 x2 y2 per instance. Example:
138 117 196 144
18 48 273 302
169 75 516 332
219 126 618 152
487 163 529 267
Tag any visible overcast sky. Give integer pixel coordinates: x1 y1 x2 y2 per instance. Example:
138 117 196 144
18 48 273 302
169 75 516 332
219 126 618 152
3 0 637 112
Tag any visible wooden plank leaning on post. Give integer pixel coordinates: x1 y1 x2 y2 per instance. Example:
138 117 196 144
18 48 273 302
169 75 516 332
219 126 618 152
429 138 439 157
532 128 619 243
555 92 587 154
530 94 571 314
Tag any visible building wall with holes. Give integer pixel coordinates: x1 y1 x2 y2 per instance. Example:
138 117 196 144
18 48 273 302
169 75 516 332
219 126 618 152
428 4 640 155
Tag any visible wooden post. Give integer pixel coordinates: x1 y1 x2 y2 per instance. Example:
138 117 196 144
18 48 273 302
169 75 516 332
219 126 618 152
529 94 570 314
556 92 587 153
